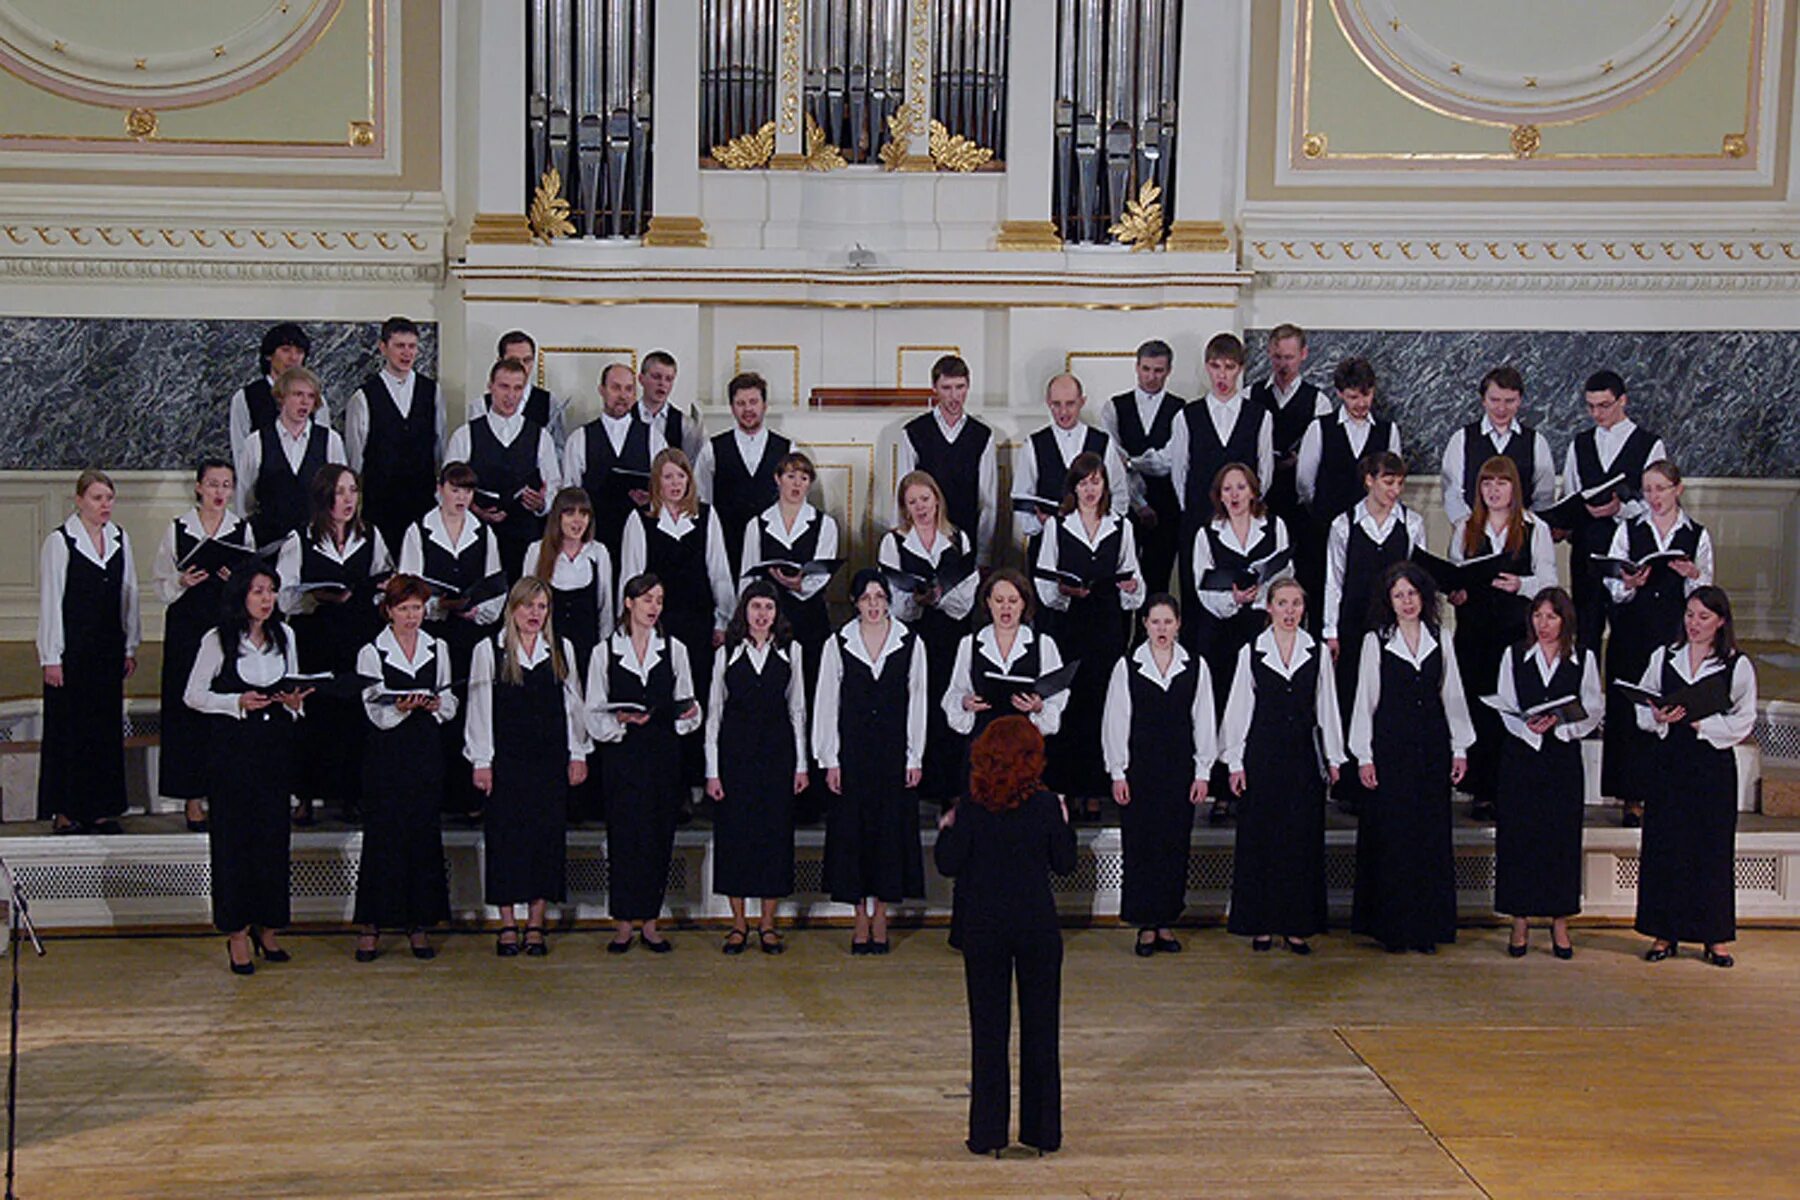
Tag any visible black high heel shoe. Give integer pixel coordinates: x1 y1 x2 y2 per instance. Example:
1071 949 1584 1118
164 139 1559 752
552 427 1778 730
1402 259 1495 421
1507 939 1528 958
226 939 254 976
1284 938 1312 956
409 930 435 960
354 932 379 964
1251 937 1273 953
1644 941 1677 962
251 930 290 963
1552 942 1574 961
1134 929 1156 958
523 926 549 957
1702 946 1734 969
496 927 521 957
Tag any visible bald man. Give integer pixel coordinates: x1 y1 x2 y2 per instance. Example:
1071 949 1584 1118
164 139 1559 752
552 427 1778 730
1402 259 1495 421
563 362 651 560
1011 373 1132 545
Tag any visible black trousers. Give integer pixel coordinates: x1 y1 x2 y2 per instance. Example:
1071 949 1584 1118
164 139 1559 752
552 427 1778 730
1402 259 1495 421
961 928 1064 1152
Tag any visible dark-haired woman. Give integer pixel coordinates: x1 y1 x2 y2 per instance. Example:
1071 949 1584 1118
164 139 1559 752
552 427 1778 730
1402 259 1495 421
400 463 506 819
1348 561 1475 953
465 577 591 958
37 469 141 835
1101 595 1216 956
1188 462 1291 824
705 580 809 954
184 565 309 974
935 717 1076 1156
1492 587 1601 959
278 464 392 825
534 487 614 822
1032 453 1143 820
1445 456 1557 822
1220 578 1344 953
352 574 455 962
587 573 703 953
814 568 930 954
153 459 255 832
1632 587 1757 968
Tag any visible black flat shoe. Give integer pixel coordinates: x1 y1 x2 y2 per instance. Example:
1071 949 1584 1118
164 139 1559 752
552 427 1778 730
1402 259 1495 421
606 935 633 955
496 928 522 958
408 930 434 960
354 934 379 964
867 939 890 956
1507 941 1528 958
185 818 209 833
89 818 123 835
641 935 673 954
851 940 871 956
722 928 749 956
1285 939 1312 956
1154 934 1182 954
1702 947 1734 968
1251 937 1273 953
50 817 83 835
1644 942 1676 962
758 930 785 955
523 926 548 957
227 942 254 976
966 1141 1005 1157
1552 942 1573 961
1413 944 1438 955
1134 931 1156 958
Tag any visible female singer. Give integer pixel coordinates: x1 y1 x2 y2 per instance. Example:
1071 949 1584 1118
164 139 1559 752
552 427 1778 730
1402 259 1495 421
704 580 808 954
587 573 702 953
814 569 930 954
1633 586 1757 968
352 574 455 962
1101 595 1216 957
465 577 591 957
618 449 735 786
946 568 1068 745
533 487 614 822
152 458 252 831
1604 460 1714 827
1348 561 1475 953
1032 452 1144 820
1188 462 1292 824
184 564 309 974
277 464 392 825
880 471 977 810
1220 578 1345 953
1492 587 1601 959
400 463 505 820
37 469 141 835
934 717 1075 1157
1445 456 1557 822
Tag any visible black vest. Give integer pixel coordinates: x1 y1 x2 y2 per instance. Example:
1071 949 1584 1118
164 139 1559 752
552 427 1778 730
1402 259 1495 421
1512 645 1586 717
1125 655 1200 787
1110 391 1184 519
481 386 554 432
1573 426 1658 504
1028 425 1107 503
1244 648 1323 762
242 377 279 433
708 429 790 572
1311 415 1392 523
647 406 687 457
492 638 569 759
417 521 494 595
903 413 992 540
252 423 330 541
1626 518 1705 646
467 414 547 533
1251 377 1322 457
607 633 680 728
1461 421 1540 511
580 416 652 554
373 635 442 724
639 506 716 629
1339 512 1412 640
719 645 798 761
168 515 251 621
57 526 127 666
969 631 1045 737
1180 400 1263 519
360 373 439 526
1656 648 1736 752
1371 638 1449 759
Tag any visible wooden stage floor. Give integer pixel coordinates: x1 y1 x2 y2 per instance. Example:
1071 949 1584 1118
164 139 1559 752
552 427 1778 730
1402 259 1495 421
10 926 1800 1199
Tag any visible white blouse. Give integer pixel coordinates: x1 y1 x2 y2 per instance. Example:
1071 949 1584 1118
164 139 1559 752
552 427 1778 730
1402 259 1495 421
1347 626 1478 763
1190 515 1294 621
275 527 393 616
1445 513 1558 597
462 633 592 768
1218 629 1346 772
880 526 979 622
617 507 737 632
1100 642 1218 782
583 629 704 744
546 540 617 643
398 508 506 626
1493 643 1603 751
151 509 254 605
702 640 809 778
941 625 1067 737
356 627 458 730
1632 644 1758 751
1604 511 1715 605
811 619 930 771
1031 511 1147 614
37 515 142 668
1323 501 1426 640
183 627 302 720
738 502 840 603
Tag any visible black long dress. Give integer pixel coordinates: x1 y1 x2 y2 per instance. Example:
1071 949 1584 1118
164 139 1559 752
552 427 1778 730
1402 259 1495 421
191 631 297 932
354 633 451 929
288 531 386 809
823 624 926 905
1450 527 1535 811
747 505 836 824
934 790 1076 1154
633 507 724 786
1227 641 1331 939
1634 650 1743 946
37 524 130 824
1193 517 1288 802
1602 517 1706 804
599 633 690 920
710 643 801 898
1352 634 1458 949
1118 651 1204 928
157 513 253 801
1038 515 1132 801
1494 646 1589 919
885 528 973 805
550 544 609 822
1332 511 1414 808
479 636 577 906
413 516 503 816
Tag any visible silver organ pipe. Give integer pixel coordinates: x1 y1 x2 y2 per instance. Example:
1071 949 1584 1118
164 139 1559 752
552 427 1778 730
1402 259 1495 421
701 1 778 161
931 0 1008 160
1053 0 1181 244
800 0 905 163
526 0 654 238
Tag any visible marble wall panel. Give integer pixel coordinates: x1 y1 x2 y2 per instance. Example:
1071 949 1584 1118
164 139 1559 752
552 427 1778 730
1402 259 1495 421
0 318 438 471
1243 329 1799 479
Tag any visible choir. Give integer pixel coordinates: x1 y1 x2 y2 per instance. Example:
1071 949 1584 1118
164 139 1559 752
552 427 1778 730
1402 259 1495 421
38 318 1763 980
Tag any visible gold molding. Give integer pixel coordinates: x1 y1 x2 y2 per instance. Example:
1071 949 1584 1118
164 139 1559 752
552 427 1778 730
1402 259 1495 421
995 220 1062 251
536 346 639 391
1723 132 1748 157
1245 237 1800 264
527 169 575 242
1301 132 1327 159
469 212 533 245
794 441 877 548
732 344 803 408
124 108 158 140
778 0 801 136
711 122 776 169
894 345 961 387
1063 350 1138 375
642 215 710 248
927 119 995 172
348 119 375 148
467 294 1238 311
1510 125 1542 159
1166 221 1231 253
1108 181 1166 251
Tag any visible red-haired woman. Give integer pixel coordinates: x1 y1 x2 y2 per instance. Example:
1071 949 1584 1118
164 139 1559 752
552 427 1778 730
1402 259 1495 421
934 716 1075 1157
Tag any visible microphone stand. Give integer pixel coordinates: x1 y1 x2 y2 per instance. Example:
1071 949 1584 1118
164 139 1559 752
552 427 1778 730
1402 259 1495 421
0 860 43 1200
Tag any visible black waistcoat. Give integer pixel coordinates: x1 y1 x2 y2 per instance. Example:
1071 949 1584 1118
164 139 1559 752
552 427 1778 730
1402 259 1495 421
709 429 790 567
608 635 679 727
640 507 715 624
1251 378 1322 456
1111 391 1183 518
242 377 279 433
468 414 547 533
1512 645 1585 714
1180 401 1262 518
252 423 330 540
1126 658 1200 781
969 631 1044 736
904 413 992 538
580 416 652 548
494 644 568 758
1340 514 1411 638
360 373 439 518
1311 415 1392 522
1028 425 1106 500
1626 518 1704 643
1461 422 1540 511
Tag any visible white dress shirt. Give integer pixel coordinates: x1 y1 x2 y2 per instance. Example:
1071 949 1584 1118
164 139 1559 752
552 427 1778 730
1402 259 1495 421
1219 629 1346 772
232 420 349 519
1100 642 1218 781
37 516 142 667
880 526 979 622
1560 419 1668 524
1031 512 1147 614
891 409 999 566
150 509 254 605
1166 391 1275 509
1632 645 1758 750
469 387 570 449
942 625 1067 736
583 628 704 744
445 411 563 515
1010 422 1132 539
275 527 393 616
398 509 505 625
1493 643 1603 751
617 507 737 631
1295 410 1401 508
1604 511 1714 605
738 502 840 601
183 627 302 719
1100 389 1179 477
637 399 707 462
357 628 458 730
1190 515 1294 620
463 632 592 767
811 619 930 770
703 640 809 778
694 426 773 503
561 408 645 486
547 541 617 642
346 368 447 475
1322 501 1427 640
1439 418 1558 527
1445 513 1559 596
228 375 331 460
1347 625 1477 762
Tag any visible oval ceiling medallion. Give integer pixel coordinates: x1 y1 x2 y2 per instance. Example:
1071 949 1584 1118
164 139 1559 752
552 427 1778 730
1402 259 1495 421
1330 0 1729 125
0 0 341 109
